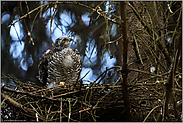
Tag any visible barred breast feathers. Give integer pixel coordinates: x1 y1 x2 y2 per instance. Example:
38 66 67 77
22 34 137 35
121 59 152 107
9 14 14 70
38 46 81 88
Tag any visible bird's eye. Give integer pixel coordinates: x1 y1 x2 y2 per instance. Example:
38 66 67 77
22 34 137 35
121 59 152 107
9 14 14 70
63 38 69 42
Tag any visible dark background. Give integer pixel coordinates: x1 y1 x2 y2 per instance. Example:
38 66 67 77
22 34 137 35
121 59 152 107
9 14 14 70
1 1 119 86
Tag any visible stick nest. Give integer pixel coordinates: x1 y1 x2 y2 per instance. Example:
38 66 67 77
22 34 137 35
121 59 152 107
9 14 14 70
1 73 182 122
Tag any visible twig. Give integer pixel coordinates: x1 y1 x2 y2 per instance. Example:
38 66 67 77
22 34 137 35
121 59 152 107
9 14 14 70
80 70 90 80
60 97 62 122
29 7 42 45
62 112 79 122
1 92 45 121
52 89 81 98
68 98 71 122
2 86 60 102
129 68 168 77
162 34 182 121
7 1 120 29
79 106 100 113
129 1 173 65
50 1 58 41
39 1 44 18
106 35 122 44
133 34 144 66
7 2 52 28
25 1 31 18
143 105 161 122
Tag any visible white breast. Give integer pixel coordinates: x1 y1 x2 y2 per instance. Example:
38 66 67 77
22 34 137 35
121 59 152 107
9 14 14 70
63 55 74 68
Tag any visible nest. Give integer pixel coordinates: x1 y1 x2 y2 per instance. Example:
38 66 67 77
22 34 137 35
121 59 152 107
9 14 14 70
1 72 182 122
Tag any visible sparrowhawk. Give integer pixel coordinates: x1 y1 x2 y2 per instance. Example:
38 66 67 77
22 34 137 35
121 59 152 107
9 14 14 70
38 36 81 89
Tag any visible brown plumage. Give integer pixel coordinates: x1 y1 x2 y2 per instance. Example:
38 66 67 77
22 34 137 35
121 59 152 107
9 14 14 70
38 36 81 89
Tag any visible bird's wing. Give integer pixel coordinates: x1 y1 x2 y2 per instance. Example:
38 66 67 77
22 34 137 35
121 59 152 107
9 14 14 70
72 48 82 77
72 48 80 55
38 49 54 86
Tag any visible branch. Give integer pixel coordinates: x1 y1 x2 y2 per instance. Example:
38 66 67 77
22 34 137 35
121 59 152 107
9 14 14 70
129 68 168 77
143 105 161 122
129 1 172 65
120 1 134 121
162 34 182 121
1 92 22 109
7 1 120 29
2 86 60 102
1 92 45 121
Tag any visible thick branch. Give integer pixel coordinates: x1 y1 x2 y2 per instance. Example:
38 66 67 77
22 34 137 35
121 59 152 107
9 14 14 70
120 1 134 121
1 92 22 109
162 34 182 121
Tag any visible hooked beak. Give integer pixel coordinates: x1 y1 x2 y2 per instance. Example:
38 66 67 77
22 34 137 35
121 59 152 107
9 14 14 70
67 37 75 43
68 37 77 44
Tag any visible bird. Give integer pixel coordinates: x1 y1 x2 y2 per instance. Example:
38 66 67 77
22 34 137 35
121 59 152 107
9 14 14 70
38 36 81 93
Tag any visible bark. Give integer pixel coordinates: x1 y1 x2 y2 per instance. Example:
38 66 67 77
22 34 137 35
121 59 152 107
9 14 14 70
120 1 134 121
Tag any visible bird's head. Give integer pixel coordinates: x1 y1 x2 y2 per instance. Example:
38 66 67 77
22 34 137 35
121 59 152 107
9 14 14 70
54 36 71 51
